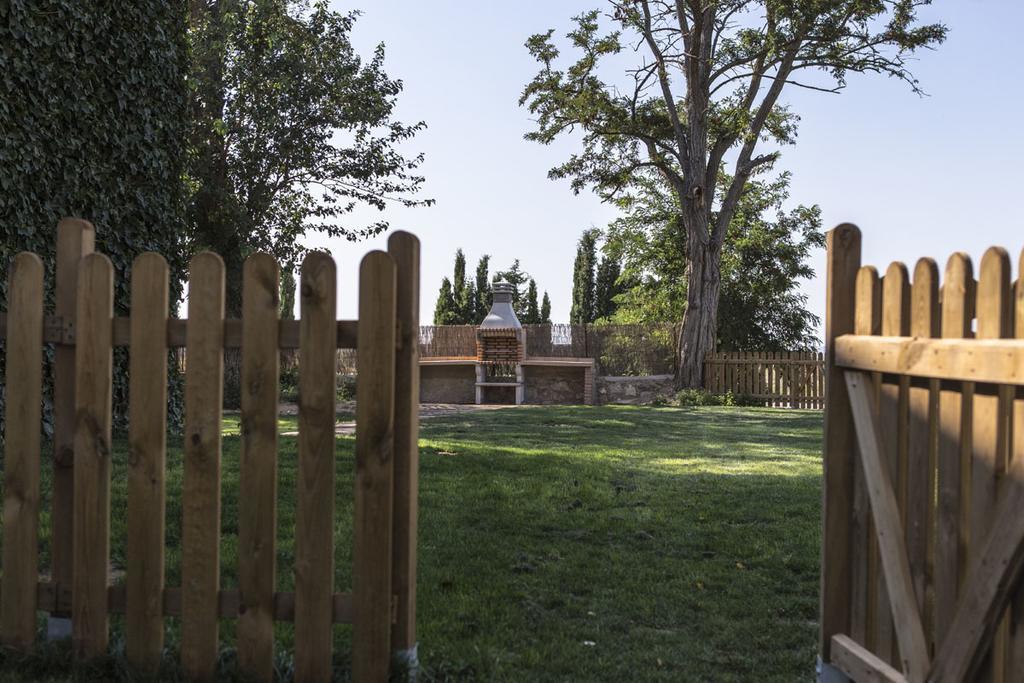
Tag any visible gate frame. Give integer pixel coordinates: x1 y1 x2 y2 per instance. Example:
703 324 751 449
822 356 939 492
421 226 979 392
819 223 1024 683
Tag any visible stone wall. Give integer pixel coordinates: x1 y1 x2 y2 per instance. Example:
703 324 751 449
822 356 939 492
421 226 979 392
597 375 675 405
420 362 674 406
524 365 587 405
420 364 475 404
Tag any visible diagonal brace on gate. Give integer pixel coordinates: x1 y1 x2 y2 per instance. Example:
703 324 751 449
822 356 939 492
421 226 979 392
844 371 930 682
846 369 1024 683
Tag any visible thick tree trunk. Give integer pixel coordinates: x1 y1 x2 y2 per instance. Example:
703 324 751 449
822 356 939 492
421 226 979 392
677 237 722 389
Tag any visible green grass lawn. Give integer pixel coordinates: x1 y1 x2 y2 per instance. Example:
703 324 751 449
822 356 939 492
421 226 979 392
0 406 823 681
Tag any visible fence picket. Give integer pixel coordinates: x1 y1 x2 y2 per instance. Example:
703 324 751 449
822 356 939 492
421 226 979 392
907 258 939 646
181 252 225 680
850 265 881 648
933 254 973 648
1011 249 1024 679
126 253 169 671
1 253 44 649
238 254 280 681
875 261 910 665
389 233 421 659
295 252 338 682
972 247 1012 681
72 253 114 660
353 251 398 682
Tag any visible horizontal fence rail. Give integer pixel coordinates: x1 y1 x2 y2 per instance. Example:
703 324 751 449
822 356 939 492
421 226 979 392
703 351 825 409
0 313 361 349
0 220 420 682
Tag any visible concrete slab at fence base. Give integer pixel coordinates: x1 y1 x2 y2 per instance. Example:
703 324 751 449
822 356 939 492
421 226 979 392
817 656 852 683
392 643 419 682
46 616 72 640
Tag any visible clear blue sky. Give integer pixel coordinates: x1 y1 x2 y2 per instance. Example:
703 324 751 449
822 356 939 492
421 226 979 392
312 1 1024 340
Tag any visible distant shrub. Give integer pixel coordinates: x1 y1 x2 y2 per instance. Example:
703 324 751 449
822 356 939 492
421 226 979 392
337 374 357 402
673 389 735 407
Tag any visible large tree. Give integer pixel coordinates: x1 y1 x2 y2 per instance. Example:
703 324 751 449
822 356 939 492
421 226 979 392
604 171 823 350
521 1 945 386
188 0 431 314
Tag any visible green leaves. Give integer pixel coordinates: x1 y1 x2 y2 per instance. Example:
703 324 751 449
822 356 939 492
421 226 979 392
0 0 189 435
186 0 432 313
604 172 823 350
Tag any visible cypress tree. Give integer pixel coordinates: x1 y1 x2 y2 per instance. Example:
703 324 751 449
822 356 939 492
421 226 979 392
540 292 552 323
524 279 540 324
452 249 473 322
433 277 458 325
594 254 622 321
570 229 598 323
473 255 492 321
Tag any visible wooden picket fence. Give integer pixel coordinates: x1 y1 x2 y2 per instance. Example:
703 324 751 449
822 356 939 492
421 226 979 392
702 351 825 408
0 219 422 682
819 223 1024 682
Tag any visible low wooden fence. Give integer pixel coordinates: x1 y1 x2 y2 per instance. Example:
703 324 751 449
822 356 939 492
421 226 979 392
703 351 825 408
820 223 1024 682
0 219 421 682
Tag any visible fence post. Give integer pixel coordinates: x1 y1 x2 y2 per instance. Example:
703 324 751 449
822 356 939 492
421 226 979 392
51 219 95 639
389 232 421 675
819 224 860 671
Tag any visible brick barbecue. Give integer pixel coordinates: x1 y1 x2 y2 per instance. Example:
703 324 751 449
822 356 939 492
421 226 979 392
475 282 525 403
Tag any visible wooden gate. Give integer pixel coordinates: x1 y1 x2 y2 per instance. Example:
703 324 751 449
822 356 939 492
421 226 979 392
819 223 1024 682
0 219 421 682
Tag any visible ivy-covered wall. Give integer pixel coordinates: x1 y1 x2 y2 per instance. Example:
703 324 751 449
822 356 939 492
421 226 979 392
0 1 190 435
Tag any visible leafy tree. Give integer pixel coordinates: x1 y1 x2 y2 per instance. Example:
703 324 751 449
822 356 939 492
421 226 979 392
570 229 599 323
433 277 458 325
604 172 823 350
494 260 533 318
540 292 552 323
473 255 492 321
522 1 945 385
188 0 432 315
279 267 296 319
594 254 623 321
1 0 189 435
